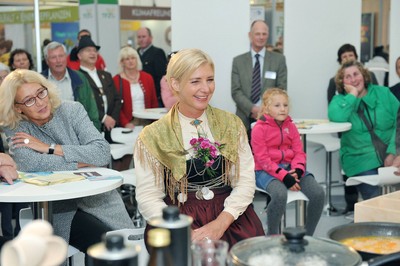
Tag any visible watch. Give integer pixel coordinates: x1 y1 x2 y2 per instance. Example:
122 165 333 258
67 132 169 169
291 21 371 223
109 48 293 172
48 143 56 154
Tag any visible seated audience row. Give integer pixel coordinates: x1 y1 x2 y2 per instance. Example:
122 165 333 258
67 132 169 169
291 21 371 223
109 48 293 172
0 69 135 264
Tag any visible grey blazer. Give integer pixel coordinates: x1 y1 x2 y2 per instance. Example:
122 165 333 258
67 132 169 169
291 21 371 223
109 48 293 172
231 50 287 130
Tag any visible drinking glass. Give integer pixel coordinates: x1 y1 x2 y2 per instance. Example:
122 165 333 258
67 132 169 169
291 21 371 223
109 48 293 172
191 239 228 266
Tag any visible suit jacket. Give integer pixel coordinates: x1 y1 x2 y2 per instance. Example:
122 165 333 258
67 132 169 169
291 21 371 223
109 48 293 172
231 50 287 130
79 69 122 126
390 82 400 102
138 45 167 103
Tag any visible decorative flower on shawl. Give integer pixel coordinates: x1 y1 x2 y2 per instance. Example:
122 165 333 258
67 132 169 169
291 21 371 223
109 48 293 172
189 137 223 177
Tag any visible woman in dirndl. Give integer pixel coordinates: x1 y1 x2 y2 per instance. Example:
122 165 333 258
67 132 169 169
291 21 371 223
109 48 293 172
134 48 264 247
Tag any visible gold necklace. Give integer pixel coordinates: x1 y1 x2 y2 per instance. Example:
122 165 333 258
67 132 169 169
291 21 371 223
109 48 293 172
123 70 139 84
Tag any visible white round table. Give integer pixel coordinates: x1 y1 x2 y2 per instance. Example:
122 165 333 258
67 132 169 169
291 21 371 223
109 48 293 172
294 119 352 216
294 119 352 144
133 108 168 120
0 167 123 222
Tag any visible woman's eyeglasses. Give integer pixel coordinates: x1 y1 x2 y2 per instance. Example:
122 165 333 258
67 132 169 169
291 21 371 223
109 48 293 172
15 87 49 107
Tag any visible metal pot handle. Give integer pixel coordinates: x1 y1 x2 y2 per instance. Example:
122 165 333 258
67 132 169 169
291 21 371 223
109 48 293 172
368 252 400 266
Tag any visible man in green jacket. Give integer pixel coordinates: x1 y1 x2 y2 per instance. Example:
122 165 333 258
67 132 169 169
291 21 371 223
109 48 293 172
42 41 101 131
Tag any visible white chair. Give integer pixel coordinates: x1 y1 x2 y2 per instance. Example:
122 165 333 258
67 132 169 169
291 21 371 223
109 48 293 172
108 127 142 170
256 187 309 233
307 133 341 216
19 207 80 266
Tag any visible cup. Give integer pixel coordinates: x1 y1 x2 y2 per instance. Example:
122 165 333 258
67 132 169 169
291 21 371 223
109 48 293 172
191 239 229 266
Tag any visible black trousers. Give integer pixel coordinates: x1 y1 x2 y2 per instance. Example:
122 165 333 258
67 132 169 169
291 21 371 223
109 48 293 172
343 174 358 210
69 210 112 254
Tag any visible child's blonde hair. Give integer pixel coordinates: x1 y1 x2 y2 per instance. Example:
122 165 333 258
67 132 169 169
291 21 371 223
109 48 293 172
257 88 289 119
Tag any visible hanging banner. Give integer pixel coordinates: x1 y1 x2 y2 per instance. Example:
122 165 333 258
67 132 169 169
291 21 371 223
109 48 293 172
120 6 171 20
0 7 79 24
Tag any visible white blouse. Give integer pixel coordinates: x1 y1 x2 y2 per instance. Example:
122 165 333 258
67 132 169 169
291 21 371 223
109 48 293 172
131 83 145 112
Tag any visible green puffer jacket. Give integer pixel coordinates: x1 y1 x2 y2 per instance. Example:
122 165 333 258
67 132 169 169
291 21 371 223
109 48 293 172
328 84 400 176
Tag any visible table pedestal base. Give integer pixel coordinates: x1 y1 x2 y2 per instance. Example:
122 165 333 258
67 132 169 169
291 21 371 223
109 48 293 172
32 201 53 223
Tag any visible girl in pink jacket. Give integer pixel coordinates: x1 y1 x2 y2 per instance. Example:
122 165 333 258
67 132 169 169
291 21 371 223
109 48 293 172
251 88 324 235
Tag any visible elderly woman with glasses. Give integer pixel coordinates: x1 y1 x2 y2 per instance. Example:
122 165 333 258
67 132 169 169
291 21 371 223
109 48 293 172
0 69 134 259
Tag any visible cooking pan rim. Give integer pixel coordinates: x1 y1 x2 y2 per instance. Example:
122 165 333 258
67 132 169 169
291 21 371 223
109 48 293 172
328 221 400 259
328 222 400 237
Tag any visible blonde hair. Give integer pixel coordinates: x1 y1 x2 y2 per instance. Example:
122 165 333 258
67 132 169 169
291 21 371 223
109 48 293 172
166 48 214 91
118 46 143 72
258 88 289 119
0 69 61 129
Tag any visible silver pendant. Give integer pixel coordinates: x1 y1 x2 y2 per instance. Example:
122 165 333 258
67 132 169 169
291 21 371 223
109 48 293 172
195 190 203 200
203 190 214 200
201 187 214 200
177 193 187 203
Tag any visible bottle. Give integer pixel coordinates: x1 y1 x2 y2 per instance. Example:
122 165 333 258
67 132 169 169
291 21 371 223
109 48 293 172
87 234 139 266
147 228 173 266
148 206 193 266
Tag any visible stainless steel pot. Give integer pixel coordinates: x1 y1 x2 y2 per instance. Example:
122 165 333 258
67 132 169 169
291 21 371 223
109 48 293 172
328 222 400 261
229 227 362 266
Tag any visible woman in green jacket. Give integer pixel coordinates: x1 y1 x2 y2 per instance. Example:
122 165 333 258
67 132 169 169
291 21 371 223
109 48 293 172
328 60 399 200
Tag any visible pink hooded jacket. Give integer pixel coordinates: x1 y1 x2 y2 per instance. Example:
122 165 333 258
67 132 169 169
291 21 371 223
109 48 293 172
251 114 306 182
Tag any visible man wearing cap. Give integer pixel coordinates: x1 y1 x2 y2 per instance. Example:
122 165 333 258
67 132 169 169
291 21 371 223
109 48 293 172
41 41 101 131
77 35 121 142
68 29 107 71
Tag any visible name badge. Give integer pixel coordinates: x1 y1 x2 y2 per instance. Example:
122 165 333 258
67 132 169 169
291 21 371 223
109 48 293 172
265 71 277 79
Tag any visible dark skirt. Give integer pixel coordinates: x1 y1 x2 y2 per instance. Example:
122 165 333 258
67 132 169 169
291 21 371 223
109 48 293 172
163 186 265 247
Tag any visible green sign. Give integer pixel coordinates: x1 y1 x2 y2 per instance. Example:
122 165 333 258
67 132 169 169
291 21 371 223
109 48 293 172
0 7 79 24
80 0 118 4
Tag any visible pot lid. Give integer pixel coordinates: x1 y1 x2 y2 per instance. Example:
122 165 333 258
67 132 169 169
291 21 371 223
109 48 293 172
230 228 362 266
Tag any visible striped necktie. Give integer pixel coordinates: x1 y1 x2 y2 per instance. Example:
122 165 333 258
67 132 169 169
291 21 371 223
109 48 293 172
251 54 261 103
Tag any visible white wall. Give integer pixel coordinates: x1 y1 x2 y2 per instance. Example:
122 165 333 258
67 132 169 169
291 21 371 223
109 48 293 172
284 0 361 182
389 0 400 86
285 0 361 119
171 0 250 114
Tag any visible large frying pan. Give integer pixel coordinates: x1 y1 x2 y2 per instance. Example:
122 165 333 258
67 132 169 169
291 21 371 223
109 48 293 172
328 222 400 261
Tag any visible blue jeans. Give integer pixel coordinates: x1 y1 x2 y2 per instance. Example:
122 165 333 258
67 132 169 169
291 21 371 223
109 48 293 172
354 169 381 200
255 164 310 190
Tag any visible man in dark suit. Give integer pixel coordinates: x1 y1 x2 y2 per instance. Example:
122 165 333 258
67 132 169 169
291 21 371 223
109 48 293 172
137 27 167 107
231 20 287 132
77 36 121 142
